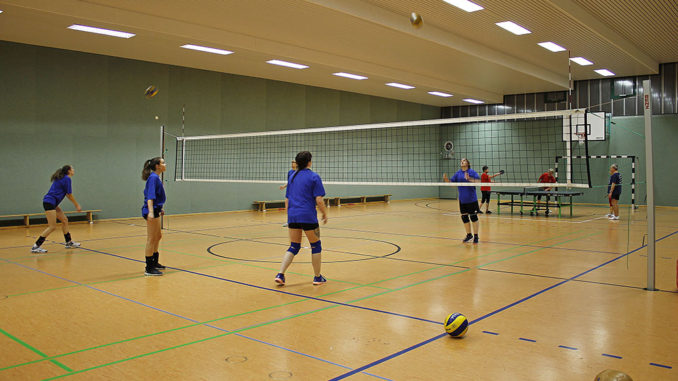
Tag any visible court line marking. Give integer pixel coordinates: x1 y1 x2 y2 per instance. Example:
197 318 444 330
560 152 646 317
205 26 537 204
0 327 72 372
328 229 678 380
1 225 585 374
0 226 636 376
0 257 392 381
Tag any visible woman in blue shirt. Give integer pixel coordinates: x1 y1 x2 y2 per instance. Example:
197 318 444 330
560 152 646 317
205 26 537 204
607 164 622 220
141 157 167 276
274 151 328 286
31 165 82 253
443 158 481 243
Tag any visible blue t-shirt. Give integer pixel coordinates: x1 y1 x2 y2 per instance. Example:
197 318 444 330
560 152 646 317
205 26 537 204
608 172 622 195
450 169 480 204
43 176 72 206
142 172 166 215
287 169 295 182
285 169 325 224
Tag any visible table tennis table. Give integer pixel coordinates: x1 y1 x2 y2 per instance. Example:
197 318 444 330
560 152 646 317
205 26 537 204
493 188 585 217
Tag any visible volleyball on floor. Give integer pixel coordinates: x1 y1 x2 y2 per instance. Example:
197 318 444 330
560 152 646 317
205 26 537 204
145 85 158 98
443 313 468 337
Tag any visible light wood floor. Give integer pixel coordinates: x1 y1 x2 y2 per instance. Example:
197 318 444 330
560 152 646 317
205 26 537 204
1 199 676 380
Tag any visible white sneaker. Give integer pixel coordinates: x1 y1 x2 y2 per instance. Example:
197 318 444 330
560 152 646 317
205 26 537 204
65 241 81 248
609 215 619 220
605 213 613 218
31 246 47 253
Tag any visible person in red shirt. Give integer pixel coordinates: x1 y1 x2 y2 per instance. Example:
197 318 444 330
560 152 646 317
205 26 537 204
536 168 556 212
478 166 502 214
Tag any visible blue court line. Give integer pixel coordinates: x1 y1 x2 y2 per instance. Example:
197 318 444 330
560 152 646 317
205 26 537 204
602 353 622 359
650 362 672 369
558 345 578 351
519 338 536 343
327 229 678 380
482 331 499 335
0 257 390 380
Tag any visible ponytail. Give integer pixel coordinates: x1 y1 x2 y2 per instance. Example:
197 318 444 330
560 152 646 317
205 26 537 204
142 157 163 180
289 151 312 184
50 165 72 182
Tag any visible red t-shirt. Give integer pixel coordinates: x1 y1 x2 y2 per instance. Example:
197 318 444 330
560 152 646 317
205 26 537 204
480 173 491 191
538 172 556 189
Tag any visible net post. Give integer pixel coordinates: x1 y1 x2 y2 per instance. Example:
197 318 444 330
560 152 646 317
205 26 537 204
642 80 657 291
565 115 572 186
584 112 592 188
631 156 636 209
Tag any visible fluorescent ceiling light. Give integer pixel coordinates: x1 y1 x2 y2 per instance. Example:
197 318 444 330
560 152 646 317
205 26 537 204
594 69 615 77
570 57 593 66
0 10 3 14
67 24 135 38
333 72 367 80
266 59 308 69
386 82 415 89
538 42 566 52
463 98 484 104
181 44 233 55
495 21 531 35
428 91 453 97
443 0 483 12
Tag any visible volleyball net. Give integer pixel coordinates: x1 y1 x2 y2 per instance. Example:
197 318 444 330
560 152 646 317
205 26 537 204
174 109 592 188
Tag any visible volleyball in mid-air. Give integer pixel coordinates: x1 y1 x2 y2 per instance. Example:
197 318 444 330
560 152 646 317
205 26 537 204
145 85 159 99
410 12 423 28
443 312 468 337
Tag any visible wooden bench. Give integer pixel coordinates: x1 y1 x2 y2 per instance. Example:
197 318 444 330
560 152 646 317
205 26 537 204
331 194 391 207
0 210 102 227
253 199 331 212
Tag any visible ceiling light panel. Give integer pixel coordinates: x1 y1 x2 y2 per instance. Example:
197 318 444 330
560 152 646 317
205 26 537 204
442 0 484 12
386 83 415 89
594 69 615 77
495 21 531 35
67 24 135 38
333 72 367 80
538 42 566 52
428 91 453 97
570 57 593 66
463 98 484 104
266 60 308 69
181 44 233 55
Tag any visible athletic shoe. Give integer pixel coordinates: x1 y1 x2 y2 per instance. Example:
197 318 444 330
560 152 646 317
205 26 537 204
477 210 484 214
31 246 47 254
65 241 81 249
144 267 163 276
312 275 327 285
462 234 473 243
282 223 288 227
473 236 479 243
275 273 285 285
609 215 620 220
605 213 613 218
485 210 492 214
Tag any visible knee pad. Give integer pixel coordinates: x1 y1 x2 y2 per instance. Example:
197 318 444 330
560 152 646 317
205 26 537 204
310 240 322 254
461 215 470 223
287 242 301 255
470 214 478 222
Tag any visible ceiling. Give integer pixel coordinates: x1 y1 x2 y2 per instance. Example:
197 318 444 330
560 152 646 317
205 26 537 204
1 0 677 107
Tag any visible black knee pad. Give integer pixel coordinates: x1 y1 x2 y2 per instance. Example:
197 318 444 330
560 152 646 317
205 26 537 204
461 215 470 223
470 214 478 222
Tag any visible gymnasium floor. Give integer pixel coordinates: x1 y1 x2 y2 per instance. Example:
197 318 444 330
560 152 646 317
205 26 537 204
1 199 676 380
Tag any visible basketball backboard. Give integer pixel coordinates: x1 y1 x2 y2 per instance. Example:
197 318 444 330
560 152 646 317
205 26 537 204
562 111 605 141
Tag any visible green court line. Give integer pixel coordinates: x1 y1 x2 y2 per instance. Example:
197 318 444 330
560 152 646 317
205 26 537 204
5 228 595 377
0 327 72 372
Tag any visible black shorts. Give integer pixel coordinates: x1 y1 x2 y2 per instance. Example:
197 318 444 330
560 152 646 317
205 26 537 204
288 222 319 231
43 202 57 211
481 191 491 204
143 208 162 220
610 193 620 200
459 201 479 215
